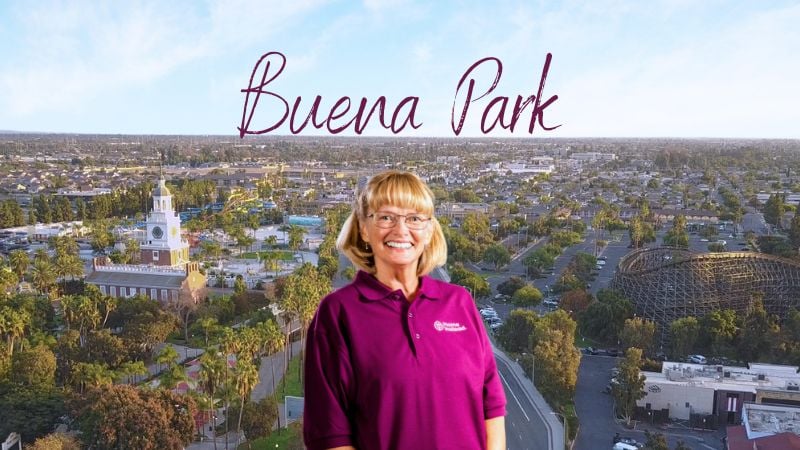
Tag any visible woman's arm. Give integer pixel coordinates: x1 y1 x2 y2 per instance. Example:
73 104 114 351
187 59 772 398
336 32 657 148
486 416 506 450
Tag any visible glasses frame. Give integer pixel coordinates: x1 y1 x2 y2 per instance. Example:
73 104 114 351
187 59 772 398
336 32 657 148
367 212 432 230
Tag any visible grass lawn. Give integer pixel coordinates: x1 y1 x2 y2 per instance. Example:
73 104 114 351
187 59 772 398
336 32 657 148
241 425 301 450
239 354 304 449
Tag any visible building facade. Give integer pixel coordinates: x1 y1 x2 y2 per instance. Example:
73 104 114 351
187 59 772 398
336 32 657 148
86 176 206 302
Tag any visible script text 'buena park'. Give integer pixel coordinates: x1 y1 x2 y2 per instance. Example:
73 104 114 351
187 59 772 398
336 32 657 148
237 52 560 138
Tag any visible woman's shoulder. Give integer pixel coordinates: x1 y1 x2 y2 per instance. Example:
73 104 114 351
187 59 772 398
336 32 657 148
319 281 360 309
420 275 471 301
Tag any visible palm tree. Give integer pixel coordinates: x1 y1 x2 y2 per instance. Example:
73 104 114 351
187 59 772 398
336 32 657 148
114 360 149 384
0 266 18 296
199 351 226 450
30 258 56 296
156 344 180 373
287 225 306 255
234 359 260 437
53 253 83 294
197 317 219 347
0 307 30 356
8 249 29 281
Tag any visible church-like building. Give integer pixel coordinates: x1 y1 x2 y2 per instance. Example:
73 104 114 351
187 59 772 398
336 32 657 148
85 177 206 303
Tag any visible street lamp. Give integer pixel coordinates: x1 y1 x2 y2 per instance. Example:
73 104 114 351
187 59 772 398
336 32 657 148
551 412 568 450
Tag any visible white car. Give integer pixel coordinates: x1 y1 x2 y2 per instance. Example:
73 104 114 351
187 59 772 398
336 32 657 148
688 354 707 364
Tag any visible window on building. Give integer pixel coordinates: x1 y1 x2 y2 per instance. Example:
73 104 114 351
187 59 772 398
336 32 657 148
129 287 136 297
120 287 126 297
153 250 159 260
151 288 157 299
100 285 107 295
161 289 167 301
171 291 178 302
110 286 117 297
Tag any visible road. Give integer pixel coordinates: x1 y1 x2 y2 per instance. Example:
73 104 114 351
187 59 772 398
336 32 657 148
575 354 725 450
495 352 560 450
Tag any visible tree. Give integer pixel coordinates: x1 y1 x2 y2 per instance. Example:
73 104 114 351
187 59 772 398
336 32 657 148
483 243 511 270
559 289 592 316
512 285 543 307
642 430 669 450
199 351 226 450
579 289 633 344
789 210 800 251
612 347 647 426
532 310 581 405
28 433 81 450
739 299 779 363
619 317 656 355
281 263 331 382
449 264 490 299
497 276 526 297
30 258 56 296
699 309 738 356
0 385 66 444
234 358 260 435
707 242 725 252
8 249 29 281
669 317 699 360
287 224 306 252
240 396 279 447
72 384 196 450
11 344 56 387
764 193 786 228
663 214 689 248
496 309 538 353
0 306 30 356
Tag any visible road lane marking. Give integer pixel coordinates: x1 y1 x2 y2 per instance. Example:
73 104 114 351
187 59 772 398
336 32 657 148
499 370 530 421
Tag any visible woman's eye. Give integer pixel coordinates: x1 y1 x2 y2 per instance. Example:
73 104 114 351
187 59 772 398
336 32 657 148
408 216 423 222
378 215 394 221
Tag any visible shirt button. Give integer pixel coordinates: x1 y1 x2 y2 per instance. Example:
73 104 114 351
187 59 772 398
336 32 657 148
408 312 413 318
415 333 421 339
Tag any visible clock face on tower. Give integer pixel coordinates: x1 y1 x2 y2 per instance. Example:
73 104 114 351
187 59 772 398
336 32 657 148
152 226 164 239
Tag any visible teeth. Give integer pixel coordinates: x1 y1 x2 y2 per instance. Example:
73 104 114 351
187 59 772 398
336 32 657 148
386 241 412 249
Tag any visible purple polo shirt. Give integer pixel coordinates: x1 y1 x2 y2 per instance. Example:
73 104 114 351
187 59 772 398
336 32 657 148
304 270 506 450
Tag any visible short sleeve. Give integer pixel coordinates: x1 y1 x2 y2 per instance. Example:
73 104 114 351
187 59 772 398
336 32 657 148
475 301 506 419
303 298 356 450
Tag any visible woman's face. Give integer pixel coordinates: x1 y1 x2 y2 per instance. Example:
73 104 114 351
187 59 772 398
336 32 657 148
360 204 432 275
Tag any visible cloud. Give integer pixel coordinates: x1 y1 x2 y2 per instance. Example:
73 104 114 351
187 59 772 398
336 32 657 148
0 0 328 117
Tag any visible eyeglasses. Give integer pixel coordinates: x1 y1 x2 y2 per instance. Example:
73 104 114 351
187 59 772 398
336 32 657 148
368 212 431 230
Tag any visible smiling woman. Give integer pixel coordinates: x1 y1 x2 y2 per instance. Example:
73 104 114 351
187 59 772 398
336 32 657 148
303 170 507 450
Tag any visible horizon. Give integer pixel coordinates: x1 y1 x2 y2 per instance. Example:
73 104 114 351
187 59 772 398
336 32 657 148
1 1 798 139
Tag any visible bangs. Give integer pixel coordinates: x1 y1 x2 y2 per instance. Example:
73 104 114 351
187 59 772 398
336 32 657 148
363 172 434 216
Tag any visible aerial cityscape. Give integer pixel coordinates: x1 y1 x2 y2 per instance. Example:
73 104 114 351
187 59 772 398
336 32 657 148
1 134 800 450
2 1 799 449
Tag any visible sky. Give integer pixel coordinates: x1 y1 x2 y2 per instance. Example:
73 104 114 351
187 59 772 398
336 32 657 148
0 0 798 139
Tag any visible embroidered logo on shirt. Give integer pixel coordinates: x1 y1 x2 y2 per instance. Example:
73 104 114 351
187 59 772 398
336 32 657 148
433 320 466 332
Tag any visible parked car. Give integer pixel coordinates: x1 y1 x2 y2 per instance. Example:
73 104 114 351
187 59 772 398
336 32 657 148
688 354 707 364
584 347 599 355
607 348 621 357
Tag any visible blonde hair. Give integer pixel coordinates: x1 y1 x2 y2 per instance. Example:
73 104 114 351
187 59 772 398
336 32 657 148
337 170 447 276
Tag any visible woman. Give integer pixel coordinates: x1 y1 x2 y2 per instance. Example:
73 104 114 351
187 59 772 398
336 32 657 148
304 170 506 450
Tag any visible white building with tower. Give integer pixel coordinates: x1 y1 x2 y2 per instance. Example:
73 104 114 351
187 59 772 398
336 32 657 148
85 176 206 303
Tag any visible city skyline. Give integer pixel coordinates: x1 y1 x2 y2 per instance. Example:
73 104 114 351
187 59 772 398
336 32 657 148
1 0 798 139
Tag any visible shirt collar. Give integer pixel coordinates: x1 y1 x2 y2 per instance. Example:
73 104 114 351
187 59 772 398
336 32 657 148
354 270 442 301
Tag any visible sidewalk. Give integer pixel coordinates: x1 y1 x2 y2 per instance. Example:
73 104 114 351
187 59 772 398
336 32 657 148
493 346 563 450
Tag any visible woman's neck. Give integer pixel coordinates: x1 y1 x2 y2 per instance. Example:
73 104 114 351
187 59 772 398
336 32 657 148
374 266 420 301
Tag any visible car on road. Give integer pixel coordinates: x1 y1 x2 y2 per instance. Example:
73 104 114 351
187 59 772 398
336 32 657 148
606 348 621 357
583 347 599 355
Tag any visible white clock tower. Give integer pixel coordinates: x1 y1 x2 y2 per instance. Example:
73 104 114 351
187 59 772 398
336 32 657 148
141 177 189 266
